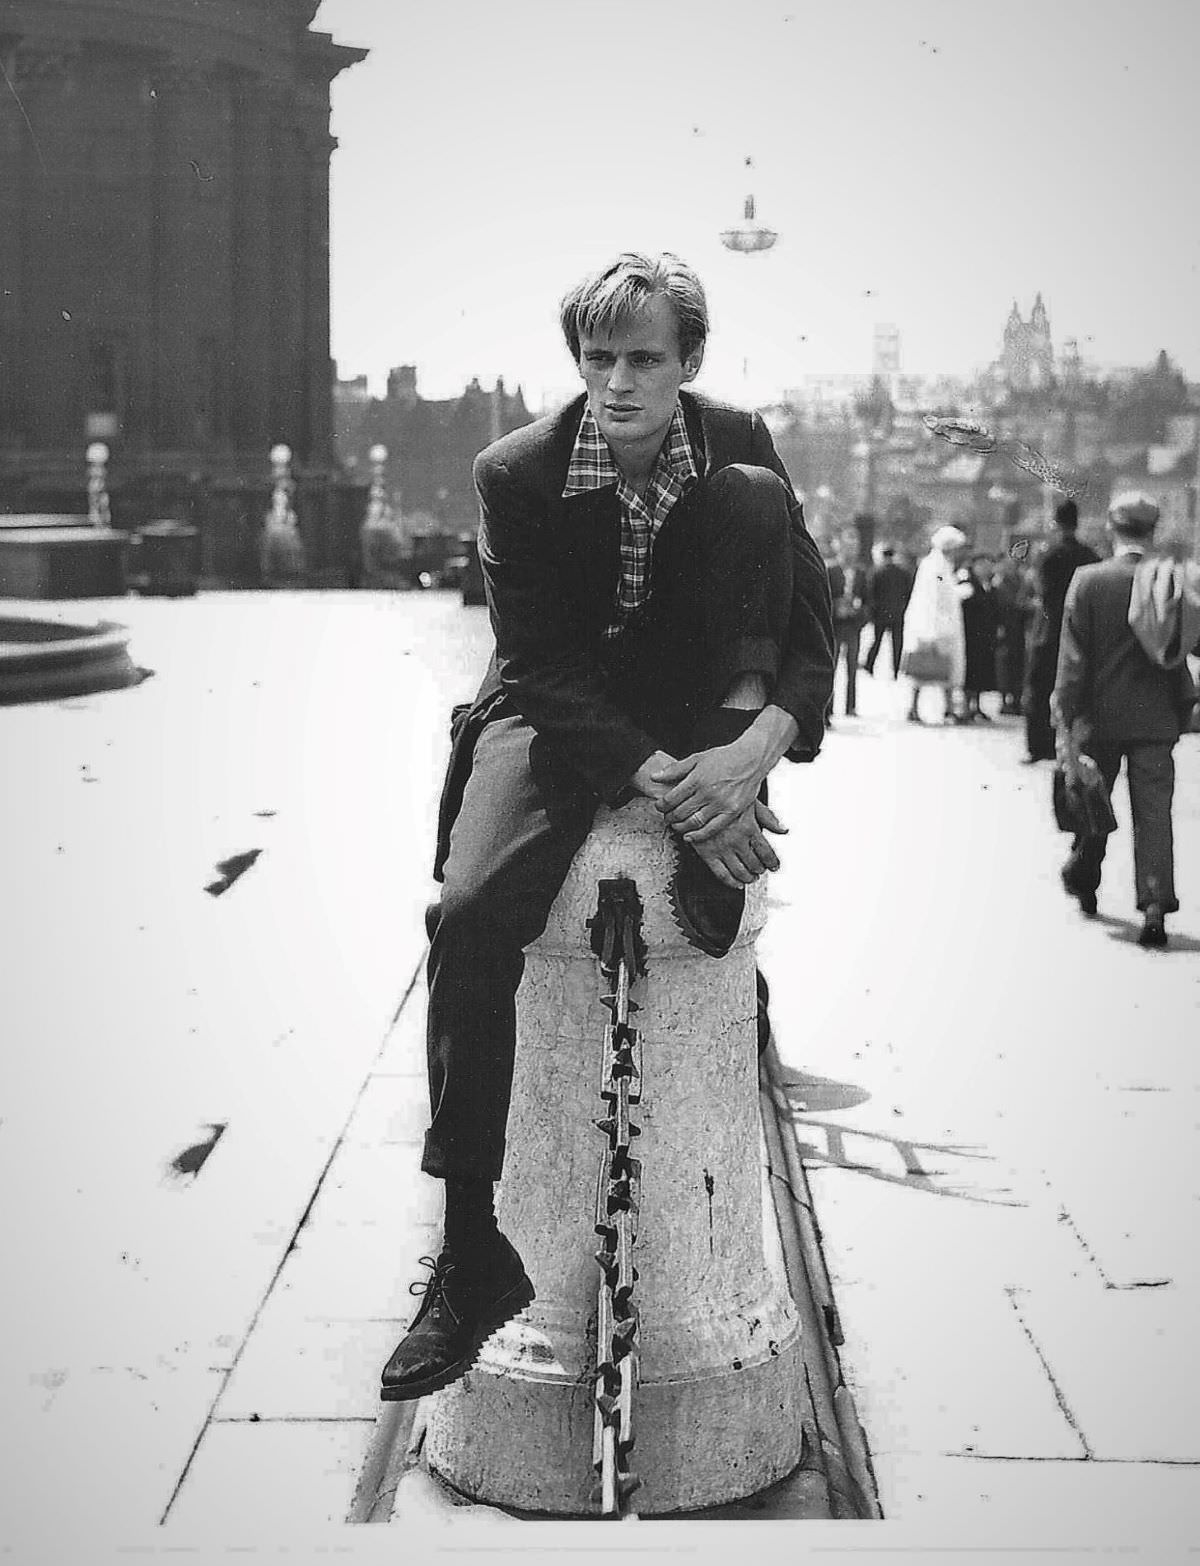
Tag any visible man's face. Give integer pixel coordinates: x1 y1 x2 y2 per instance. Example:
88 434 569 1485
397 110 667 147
576 292 702 454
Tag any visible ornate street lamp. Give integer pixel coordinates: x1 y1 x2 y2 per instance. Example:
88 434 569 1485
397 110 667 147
261 441 306 586
365 443 392 528
719 160 778 253
86 440 111 529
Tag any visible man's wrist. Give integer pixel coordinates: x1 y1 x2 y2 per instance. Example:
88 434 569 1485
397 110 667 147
630 749 675 801
739 704 800 774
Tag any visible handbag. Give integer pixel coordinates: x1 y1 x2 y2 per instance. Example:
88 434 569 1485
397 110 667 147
1052 759 1118 837
900 639 952 683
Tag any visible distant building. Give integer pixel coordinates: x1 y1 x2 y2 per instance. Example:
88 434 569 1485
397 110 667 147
0 0 367 582
333 367 533 535
999 294 1054 391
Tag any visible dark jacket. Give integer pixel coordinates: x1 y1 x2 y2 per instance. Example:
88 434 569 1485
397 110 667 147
434 388 835 879
827 562 869 633
869 561 913 622
1031 535 1100 649
1054 552 1196 744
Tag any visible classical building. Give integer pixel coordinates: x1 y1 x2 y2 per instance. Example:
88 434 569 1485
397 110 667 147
0 0 367 582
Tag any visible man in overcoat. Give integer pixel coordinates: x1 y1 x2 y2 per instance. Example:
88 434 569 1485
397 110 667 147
1053 493 1197 947
380 252 835 1402
1024 497 1098 761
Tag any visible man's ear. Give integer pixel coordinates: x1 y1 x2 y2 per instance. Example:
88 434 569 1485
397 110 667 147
681 346 704 384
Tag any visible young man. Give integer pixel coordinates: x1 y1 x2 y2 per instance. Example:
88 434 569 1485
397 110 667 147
380 252 834 1403
1054 493 1198 947
863 544 913 679
825 533 869 717
1023 498 1099 762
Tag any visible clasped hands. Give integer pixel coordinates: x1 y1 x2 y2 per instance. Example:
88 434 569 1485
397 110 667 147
636 733 786 892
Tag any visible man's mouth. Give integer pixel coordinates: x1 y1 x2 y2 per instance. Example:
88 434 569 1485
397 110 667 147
606 404 641 413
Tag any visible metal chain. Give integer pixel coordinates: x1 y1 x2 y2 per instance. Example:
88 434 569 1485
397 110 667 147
587 878 646 1518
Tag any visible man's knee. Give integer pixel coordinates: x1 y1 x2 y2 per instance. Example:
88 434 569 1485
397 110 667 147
702 463 791 552
435 874 512 956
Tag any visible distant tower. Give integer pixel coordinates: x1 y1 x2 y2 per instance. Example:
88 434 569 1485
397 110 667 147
1001 296 1054 390
1028 293 1053 387
872 323 901 378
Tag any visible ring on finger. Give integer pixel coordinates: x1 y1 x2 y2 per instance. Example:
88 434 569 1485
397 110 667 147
689 811 705 830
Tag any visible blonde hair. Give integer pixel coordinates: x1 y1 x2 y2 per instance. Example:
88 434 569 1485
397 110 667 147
559 252 708 365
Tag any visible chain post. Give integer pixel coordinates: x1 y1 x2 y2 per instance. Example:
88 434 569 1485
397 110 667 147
586 878 646 1519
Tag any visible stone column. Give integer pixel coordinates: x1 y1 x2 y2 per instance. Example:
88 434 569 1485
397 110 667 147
423 799 804 1515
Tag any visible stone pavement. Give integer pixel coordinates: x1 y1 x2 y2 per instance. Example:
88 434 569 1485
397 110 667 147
760 667 1200 1552
1 590 1197 1560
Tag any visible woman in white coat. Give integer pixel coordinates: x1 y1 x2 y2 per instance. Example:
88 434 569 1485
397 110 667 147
902 525 968 723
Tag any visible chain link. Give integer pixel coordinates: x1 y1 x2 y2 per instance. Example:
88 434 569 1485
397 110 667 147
587 878 646 1518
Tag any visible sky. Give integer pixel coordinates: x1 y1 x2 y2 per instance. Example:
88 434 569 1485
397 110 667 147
315 0 1200 410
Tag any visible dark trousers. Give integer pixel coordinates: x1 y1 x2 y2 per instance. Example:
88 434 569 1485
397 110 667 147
1062 741 1178 913
1024 639 1057 760
864 616 904 677
835 625 862 714
422 464 797 1181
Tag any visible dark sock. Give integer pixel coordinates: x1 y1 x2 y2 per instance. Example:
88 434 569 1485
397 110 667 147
443 1176 499 1263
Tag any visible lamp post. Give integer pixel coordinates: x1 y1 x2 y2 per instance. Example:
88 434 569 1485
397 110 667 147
86 441 111 529
365 443 391 528
269 442 293 524
719 159 778 254
988 482 1020 557
719 156 779 406
261 441 305 587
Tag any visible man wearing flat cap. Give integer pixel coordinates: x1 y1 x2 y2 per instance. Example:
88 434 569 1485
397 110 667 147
1053 492 1199 947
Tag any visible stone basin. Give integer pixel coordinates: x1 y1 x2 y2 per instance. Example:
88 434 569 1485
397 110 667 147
0 609 139 703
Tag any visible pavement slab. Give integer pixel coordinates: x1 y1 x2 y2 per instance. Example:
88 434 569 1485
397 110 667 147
5 594 1197 1550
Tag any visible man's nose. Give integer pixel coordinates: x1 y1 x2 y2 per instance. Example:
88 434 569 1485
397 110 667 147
606 357 635 393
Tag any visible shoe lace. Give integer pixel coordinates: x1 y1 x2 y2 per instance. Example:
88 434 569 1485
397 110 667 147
408 1253 456 1302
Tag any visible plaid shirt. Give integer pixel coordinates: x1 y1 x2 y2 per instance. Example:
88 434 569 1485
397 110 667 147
562 403 700 638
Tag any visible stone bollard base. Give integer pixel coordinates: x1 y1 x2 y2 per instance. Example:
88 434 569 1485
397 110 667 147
424 1327 803 1515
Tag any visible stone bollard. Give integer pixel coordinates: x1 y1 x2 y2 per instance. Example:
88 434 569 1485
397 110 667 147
422 798 803 1515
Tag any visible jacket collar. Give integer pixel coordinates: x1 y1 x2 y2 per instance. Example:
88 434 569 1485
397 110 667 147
554 389 713 496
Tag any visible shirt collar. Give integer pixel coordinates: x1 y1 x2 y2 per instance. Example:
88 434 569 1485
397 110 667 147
562 402 698 498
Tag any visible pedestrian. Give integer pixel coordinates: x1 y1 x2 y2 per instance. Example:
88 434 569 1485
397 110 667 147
901 524 967 724
379 251 835 1403
957 552 1000 723
1053 493 1199 947
991 556 1028 715
1023 498 1099 762
863 544 913 678
825 533 869 716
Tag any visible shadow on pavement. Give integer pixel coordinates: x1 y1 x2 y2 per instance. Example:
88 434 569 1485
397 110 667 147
1097 914 1200 953
776 1069 871 1112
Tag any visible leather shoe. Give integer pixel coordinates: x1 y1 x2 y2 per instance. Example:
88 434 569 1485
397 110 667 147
669 840 744 958
666 707 759 959
380 1234 534 1401
1138 905 1167 948
1060 867 1097 917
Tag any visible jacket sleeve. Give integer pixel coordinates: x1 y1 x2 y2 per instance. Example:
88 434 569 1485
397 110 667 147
748 414 836 759
475 450 659 802
1052 571 1090 728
